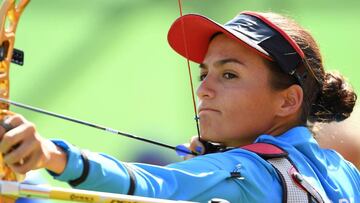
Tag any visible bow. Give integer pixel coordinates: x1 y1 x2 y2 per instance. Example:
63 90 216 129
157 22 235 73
0 0 29 202
0 0 204 202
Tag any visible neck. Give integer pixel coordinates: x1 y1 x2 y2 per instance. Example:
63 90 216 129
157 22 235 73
266 115 301 137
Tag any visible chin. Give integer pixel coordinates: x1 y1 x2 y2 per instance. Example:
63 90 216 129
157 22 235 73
200 132 222 143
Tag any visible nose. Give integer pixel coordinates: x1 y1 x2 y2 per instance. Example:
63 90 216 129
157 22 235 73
196 75 216 100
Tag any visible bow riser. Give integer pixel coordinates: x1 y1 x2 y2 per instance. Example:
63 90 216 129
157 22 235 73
0 0 30 202
0 0 29 100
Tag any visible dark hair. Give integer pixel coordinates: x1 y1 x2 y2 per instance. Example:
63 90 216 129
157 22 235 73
259 12 357 124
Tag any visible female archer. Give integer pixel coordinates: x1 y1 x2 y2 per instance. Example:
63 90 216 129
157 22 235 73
0 11 359 202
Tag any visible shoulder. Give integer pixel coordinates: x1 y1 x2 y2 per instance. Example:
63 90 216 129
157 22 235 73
166 147 281 186
167 149 283 202
172 148 282 185
169 148 275 172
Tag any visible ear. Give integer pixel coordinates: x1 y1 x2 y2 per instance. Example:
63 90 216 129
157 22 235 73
276 84 303 117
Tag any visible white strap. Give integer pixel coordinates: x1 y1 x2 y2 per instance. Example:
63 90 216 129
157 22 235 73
268 158 310 203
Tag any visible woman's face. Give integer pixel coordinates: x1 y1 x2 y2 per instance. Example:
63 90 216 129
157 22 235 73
197 34 282 147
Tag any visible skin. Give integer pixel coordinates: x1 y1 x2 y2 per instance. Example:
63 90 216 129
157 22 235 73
314 105 360 169
0 115 66 174
0 34 304 174
196 34 302 147
188 36 360 169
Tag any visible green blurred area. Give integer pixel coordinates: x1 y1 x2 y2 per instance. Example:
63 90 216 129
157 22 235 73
3 0 360 200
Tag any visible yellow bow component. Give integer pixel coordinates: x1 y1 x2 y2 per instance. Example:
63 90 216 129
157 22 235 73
0 0 30 202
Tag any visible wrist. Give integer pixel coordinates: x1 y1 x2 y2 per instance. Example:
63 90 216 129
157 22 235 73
47 139 86 183
44 140 68 174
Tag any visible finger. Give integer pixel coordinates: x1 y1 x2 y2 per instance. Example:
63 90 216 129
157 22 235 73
0 122 35 154
3 137 36 165
0 115 13 136
12 146 46 174
10 154 33 174
189 136 205 154
0 115 25 137
4 115 26 128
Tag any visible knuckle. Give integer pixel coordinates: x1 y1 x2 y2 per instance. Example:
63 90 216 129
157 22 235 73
8 115 21 123
14 114 26 122
24 122 36 135
5 114 26 127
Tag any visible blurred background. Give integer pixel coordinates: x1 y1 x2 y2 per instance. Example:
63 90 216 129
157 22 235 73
4 0 360 200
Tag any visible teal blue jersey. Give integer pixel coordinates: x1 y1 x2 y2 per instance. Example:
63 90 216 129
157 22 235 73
50 127 360 202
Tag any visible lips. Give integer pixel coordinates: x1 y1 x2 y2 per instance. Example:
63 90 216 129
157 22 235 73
198 107 220 114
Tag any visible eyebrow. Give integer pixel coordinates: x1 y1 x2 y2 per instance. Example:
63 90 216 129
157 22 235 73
199 58 244 69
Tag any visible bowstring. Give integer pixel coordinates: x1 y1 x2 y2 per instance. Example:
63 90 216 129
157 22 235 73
177 0 201 140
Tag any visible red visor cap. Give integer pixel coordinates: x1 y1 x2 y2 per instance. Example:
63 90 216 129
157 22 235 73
167 14 272 64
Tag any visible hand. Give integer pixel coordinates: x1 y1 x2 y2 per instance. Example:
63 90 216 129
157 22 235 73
0 114 67 174
182 136 205 160
177 136 228 159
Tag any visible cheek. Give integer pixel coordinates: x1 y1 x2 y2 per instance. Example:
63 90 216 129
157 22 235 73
225 88 275 114
221 89 277 130
198 82 278 143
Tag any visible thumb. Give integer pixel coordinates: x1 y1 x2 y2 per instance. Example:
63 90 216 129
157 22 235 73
189 136 205 154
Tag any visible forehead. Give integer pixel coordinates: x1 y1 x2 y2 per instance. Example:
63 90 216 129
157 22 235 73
203 34 268 67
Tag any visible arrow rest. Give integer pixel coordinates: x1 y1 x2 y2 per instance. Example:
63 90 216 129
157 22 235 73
0 43 24 66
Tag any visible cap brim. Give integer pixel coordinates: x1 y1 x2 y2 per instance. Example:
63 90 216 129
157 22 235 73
167 14 271 64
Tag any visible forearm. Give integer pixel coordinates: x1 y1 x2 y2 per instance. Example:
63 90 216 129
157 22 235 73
48 139 131 194
46 140 244 202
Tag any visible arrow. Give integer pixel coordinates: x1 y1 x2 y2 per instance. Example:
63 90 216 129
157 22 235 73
0 98 198 156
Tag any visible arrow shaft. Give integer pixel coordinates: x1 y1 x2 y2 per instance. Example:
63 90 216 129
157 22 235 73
0 98 197 155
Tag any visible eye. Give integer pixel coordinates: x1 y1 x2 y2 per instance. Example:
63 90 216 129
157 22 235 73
199 73 207 81
223 72 237 79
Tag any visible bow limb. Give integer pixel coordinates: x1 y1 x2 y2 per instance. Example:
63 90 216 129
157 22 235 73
0 0 30 202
